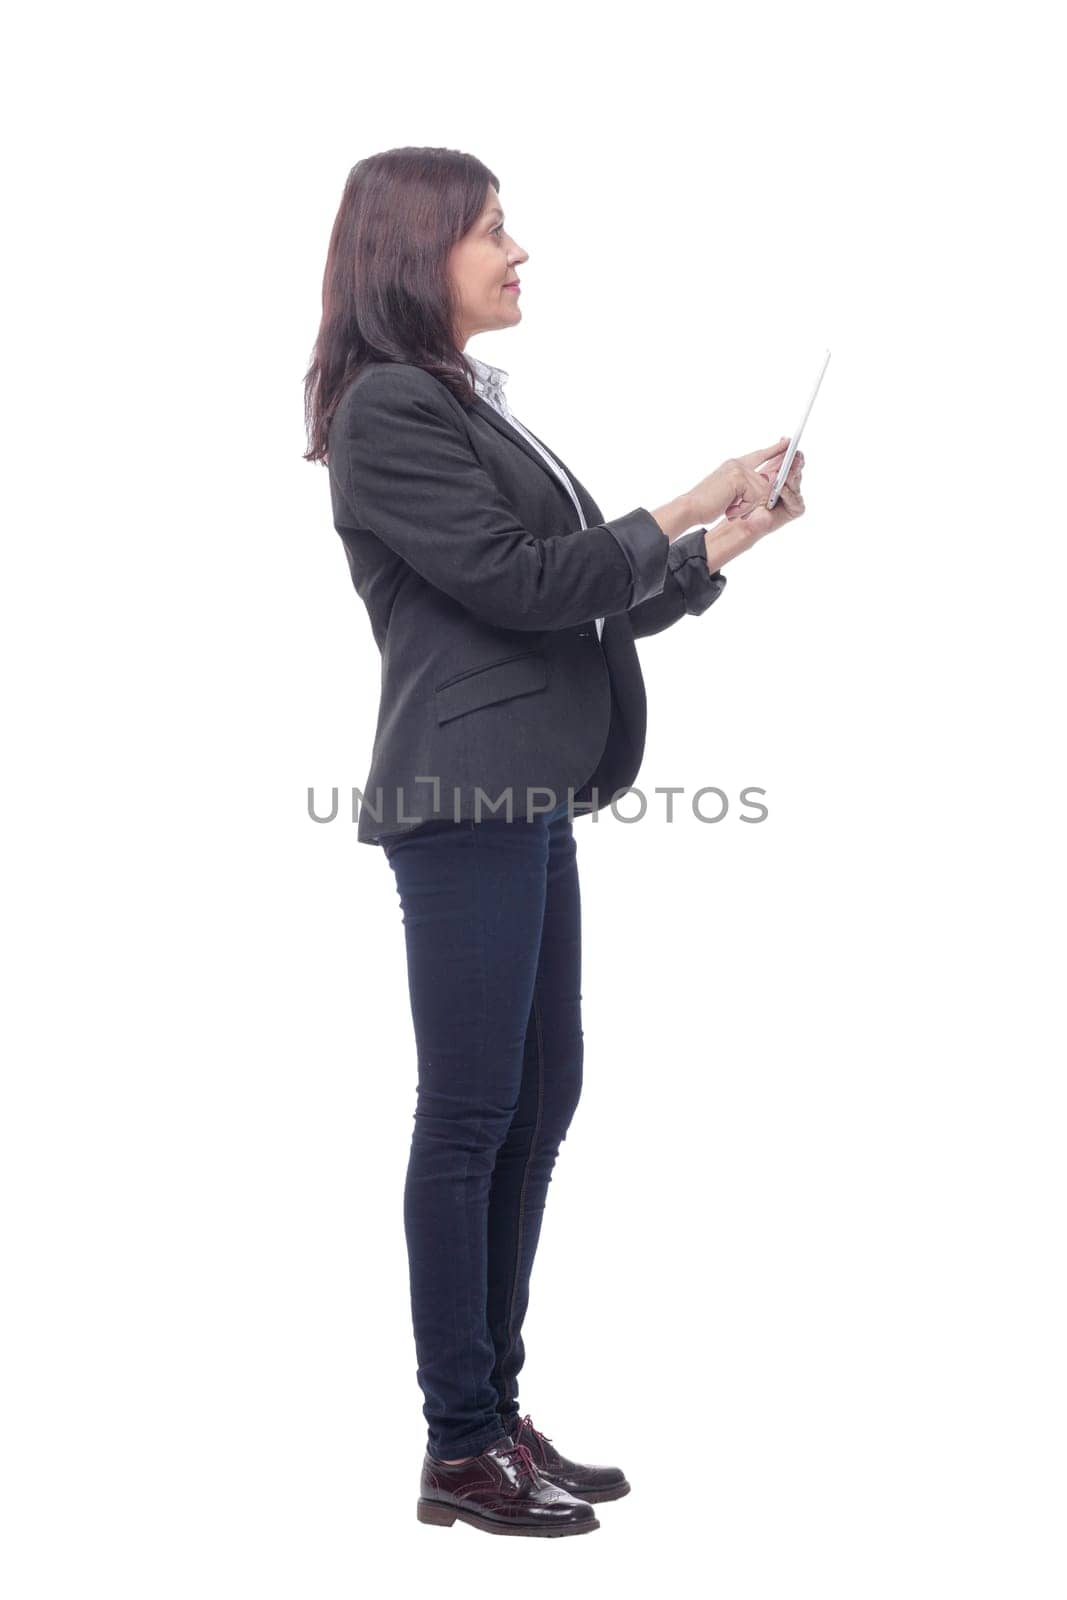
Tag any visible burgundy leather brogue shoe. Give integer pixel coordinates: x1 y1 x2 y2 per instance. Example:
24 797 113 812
417 1435 600 1536
502 1413 631 1503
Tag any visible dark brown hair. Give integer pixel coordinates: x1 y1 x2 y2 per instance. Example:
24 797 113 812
303 146 500 464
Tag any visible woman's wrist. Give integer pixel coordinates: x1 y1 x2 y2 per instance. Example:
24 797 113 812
647 491 701 542
703 515 762 571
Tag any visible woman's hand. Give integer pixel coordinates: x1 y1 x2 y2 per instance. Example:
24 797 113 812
700 445 806 573
722 445 805 538
687 437 792 525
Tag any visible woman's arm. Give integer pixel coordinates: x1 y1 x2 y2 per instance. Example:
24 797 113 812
331 365 677 633
626 524 728 639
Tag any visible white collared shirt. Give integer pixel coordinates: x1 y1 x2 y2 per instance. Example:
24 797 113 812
466 353 605 642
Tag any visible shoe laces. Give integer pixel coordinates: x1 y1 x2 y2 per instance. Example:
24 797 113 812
497 1439 541 1486
516 1413 553 1451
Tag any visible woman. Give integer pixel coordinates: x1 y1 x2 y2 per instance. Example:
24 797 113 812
304 147 806 1538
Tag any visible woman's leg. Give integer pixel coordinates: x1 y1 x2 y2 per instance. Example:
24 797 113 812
382 814 556 1462
485 808 584 1435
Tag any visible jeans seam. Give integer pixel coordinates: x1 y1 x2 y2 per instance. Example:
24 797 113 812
498 979 546 1414
460 824 491 1439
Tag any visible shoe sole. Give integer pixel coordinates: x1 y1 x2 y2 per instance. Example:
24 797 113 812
565 1479 630 1503
417 1498 600 1535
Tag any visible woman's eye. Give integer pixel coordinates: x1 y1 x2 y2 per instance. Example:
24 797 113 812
491 224 504 236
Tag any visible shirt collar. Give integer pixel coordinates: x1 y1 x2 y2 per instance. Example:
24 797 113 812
466 353 511 418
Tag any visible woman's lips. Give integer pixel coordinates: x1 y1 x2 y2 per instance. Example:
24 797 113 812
504 283 521 292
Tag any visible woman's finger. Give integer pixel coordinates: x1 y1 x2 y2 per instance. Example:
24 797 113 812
737 437 790 468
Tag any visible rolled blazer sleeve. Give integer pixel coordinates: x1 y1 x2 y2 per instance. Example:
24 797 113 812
329 365 671 632
626 522 728 639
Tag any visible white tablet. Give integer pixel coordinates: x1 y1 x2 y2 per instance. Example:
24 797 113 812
767 348 831 509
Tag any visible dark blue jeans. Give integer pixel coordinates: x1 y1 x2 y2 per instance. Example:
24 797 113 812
381 799 583 1460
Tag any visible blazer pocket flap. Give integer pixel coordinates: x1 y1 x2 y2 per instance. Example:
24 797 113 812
434 651 548 725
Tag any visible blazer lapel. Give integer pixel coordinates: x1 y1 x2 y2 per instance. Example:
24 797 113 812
470 396 597 524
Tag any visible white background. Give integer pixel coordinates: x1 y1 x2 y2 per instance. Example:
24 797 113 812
3 2 1064 1595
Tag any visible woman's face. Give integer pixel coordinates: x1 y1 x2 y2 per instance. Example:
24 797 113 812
448 186 529 349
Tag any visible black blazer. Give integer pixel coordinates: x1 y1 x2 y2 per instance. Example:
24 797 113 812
327 360 728 845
